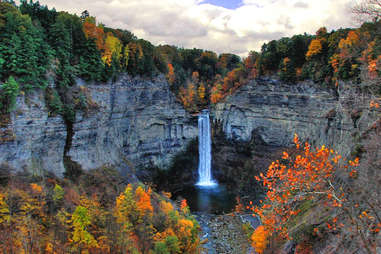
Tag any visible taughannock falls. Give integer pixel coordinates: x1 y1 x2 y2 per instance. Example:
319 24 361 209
196 110 217 187
0 1 380 252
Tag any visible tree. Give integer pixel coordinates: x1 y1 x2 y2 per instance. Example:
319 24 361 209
250 225 269 254
166 63 175 85
0 8 52 89
102 32 122 66
50 13 76 88
122 44 129 69
279 57 296 83
82 18 104 51
70 205 98 251
53 184 64 203
250 134 380 254
210 83 223 104
179 83 196 109
0 76 19 113
197 82 206 104
135 186 153 218
261 40 281 73
352 0 381 21
0 192 10 224
195 51 218 80
78 38 104 81
306 39 323 60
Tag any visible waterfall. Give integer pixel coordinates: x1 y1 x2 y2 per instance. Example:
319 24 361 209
196 110 217 187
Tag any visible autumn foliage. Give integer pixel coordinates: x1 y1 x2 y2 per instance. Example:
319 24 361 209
0 168 200 253
249 134 380 253
250 225 269 254
306 39 323 60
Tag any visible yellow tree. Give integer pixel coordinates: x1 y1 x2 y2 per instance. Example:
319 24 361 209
114 185 140 253
102 32 122 66
197 82 206 104
70 205 99 252
0 192 9 224
14 184 47 253
339 30 360 49
179 83 196 109
123 45 129 68
306 39 322 60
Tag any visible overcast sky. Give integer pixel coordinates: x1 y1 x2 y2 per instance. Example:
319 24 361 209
37 0 357 57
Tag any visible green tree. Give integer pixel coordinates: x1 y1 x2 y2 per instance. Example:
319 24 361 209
279 57 296 83
50 12 75 88
0 76 19 113
0 9 52 89
71 205 98 250
78 38 104 81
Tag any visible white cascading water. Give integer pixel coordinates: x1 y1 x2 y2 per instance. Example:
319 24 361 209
196 110 217 187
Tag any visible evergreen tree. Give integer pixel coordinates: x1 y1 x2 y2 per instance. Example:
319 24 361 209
0 10 52 89
50 13 75 88
78 38 104 81
0 76 19 113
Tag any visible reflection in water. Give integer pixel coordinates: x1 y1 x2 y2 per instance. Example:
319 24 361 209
175 184 236 214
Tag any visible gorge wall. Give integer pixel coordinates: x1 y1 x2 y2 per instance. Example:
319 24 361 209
0 75 198 177
213 78 376 158
69 75 198 173
0 75 376 178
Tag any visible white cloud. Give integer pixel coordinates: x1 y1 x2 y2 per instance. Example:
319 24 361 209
37 0 356 57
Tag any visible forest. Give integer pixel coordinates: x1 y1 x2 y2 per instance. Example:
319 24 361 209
0 0 380 116
0 166 200 253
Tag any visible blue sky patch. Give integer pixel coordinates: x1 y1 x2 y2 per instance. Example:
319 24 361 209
201 0 243 10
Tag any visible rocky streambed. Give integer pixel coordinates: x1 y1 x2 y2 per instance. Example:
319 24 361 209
196 213 260 254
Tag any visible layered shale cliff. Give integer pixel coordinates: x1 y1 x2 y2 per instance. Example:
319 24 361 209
69 75 198 172
0 92 67 176
0 75 198 177
213 78 377 158
1 76 377 181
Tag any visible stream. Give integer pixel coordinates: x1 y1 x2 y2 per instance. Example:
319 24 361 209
174 184 259 253
196 212 260 254
180 110 260 253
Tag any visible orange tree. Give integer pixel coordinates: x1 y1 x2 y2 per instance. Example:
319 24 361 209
249 134 380 254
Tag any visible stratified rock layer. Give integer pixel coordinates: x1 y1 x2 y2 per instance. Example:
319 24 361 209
0 92 67 175
1 76 376 179
213 79 375 157
0 75 197 176
69 75 197 172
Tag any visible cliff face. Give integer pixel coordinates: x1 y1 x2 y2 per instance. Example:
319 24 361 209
213 79 380 254
213 79 375 157
1 76 375 179
0 75 197 177
69 75 197 172
0 92 67 175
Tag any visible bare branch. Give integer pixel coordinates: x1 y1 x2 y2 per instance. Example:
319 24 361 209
352 0 381 22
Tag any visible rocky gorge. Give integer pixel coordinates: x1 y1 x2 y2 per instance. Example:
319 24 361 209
1 75 377 178
0 75 379 253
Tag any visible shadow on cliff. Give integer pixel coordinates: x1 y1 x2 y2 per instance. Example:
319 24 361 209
138 138 199 194
140 120 288 208
211 119 287 203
